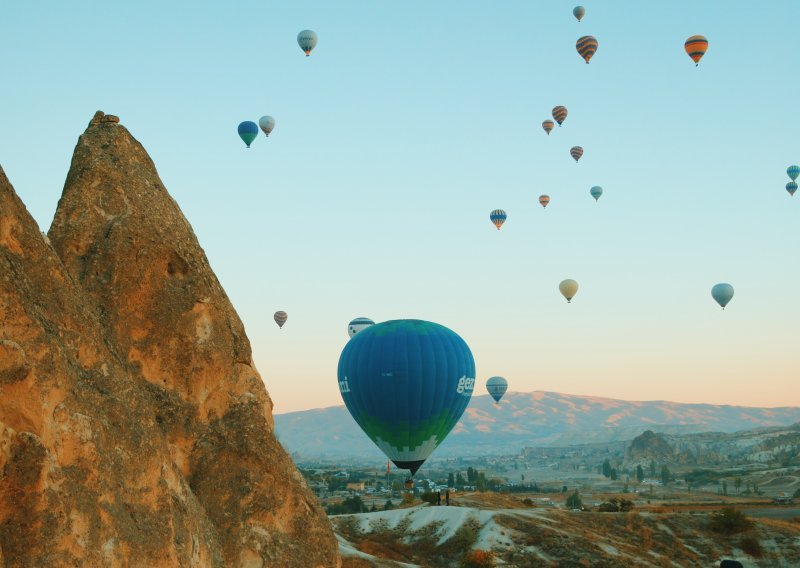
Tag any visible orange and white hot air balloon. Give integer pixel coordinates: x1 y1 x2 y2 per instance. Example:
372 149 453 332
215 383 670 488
542 120 555 135
539 195 550 208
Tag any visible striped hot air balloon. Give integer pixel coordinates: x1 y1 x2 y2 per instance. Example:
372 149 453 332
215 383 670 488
552 106 568 126
570 146 584 163
274 311 288 329
542 120 555 135
684 35 708 66
348 317 375 338
490 209 507 230
486 376 508 404
787 182 798 196
576 35 598 64
539 195 550 208
788 165 800 181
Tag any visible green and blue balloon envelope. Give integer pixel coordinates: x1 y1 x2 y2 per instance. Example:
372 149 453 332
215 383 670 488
337 319 475 475
237 121 259 148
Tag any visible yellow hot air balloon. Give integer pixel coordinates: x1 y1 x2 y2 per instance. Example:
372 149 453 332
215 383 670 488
559 279 579 303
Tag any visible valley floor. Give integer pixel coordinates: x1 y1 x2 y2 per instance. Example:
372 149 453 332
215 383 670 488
333 492 800 567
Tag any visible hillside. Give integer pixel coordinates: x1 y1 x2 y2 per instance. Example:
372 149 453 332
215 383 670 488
334 499 800 567
275 391 800 460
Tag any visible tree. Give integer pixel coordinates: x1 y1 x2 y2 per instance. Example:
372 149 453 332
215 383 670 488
456 472 465 486
661 465 670 486
448 472 455 487
636 465 645 483
610 468 618 481
467 467 477 483
383 499 395 511
722 481 728 496
709 508 752 534
649 460 656 478
734 477 742 494
566 490 582 510
602 459 612 478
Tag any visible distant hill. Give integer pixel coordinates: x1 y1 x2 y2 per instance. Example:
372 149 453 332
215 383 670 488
274 391 800 460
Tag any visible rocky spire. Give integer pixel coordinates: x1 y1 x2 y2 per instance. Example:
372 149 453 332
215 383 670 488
49 111 339 566
0 112 338 566
1 163 224 565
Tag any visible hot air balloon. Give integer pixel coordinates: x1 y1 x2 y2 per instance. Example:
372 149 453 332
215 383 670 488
258 115 275 137
486 376 508 404
542 120 555 135
539 195 550 208
490 209 507 230
238 121 259 148
274 310 288 329
711 283 734 310
559 279 579 303
348 317 375 338
576 35 598 63
590 186 603 201
552 106 568 126
788 165 800 181
297 30 318 56
787 182 798 196
570 146 584 163
684 35 708 66
337 319 476 475
573 6 585 22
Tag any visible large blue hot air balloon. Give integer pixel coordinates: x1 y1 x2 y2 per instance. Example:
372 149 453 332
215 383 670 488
238 121 259 148
337 320 475 475
711 283 734 310
486 376 508 404
788 165 800 182
590 186 603 201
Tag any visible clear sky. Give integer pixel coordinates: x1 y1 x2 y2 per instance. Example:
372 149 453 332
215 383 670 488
1 1 798 413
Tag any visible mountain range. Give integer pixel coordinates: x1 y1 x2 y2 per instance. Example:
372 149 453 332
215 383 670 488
274 391 800 460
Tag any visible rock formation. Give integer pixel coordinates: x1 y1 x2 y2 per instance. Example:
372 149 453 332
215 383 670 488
0 112 339 567
627 429 675 463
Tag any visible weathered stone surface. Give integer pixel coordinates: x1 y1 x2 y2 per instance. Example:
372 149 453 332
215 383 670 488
0 340 30 384
0 112 339 566
1 164 223 566
48 112 339 566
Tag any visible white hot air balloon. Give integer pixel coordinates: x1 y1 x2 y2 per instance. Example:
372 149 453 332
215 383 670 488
258 115 275 137
347 317 375 338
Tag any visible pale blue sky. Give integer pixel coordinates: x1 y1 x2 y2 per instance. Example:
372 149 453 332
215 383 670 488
1 1 798 412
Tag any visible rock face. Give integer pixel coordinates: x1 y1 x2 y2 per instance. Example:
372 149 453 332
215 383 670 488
627 430 674 463
0 112 339 567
